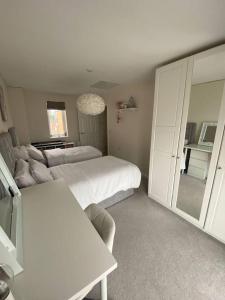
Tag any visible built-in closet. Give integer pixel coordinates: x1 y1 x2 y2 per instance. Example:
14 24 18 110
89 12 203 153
148 44 225 244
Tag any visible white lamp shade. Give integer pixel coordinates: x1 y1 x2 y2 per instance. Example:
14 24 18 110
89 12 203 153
77 93 105 116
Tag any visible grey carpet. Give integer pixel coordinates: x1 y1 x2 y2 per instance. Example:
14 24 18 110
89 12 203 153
176 174 205 220
88 185 225 300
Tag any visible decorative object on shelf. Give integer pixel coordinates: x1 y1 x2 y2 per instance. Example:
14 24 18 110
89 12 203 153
77 93 105 116
116 97 137 123
0 87 7 122
127 96 136 108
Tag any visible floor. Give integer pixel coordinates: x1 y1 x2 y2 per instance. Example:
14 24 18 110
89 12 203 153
176 174 205 219
88 185 225 300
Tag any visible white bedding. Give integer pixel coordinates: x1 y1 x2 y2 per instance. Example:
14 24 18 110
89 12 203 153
50 156 141 209
44 146 102 167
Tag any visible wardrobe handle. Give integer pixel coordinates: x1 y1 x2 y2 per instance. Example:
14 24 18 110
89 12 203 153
171 155 175 158
177 156 180 159
217 166 222 170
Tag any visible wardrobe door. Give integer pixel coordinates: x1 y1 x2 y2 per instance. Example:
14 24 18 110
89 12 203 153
148 59 189 207
205 85 225 242
205 134 225 242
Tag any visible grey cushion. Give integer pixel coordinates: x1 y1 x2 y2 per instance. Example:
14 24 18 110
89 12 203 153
13 146 30 161
14 159 36 188
85 203 116 253
26 145 46 164
0 132 16 175
29 159 53 184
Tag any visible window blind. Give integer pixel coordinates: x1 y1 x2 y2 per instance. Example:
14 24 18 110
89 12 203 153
47 101 65 110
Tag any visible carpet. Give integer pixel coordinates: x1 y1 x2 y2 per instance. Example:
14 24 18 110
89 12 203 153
88 185 225 300
176 174 205 220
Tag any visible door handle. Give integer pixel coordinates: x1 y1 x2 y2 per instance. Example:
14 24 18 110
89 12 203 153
177 156 180 159
171 155 175 158
217 166 222 170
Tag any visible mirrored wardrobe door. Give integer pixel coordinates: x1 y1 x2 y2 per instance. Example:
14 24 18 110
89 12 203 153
172 45 225 226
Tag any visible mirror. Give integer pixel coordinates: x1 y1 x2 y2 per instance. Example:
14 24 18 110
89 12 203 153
198 122 217 146
176 49 225 220
0 154 23 276
0 181 13 238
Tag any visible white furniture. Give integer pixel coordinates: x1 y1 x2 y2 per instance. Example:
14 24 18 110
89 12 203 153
13 180 117 300
84 203 116 300
148 59 190 207
183 144 212 180
205 132 225 243
148 44 225 243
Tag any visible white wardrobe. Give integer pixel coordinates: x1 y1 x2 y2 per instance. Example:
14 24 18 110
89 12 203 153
148 44 225 244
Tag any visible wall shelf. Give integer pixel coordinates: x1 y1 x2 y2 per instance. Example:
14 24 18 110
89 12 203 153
118 107 137 112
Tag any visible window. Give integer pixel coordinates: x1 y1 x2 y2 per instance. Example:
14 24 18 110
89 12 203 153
47 101 68 138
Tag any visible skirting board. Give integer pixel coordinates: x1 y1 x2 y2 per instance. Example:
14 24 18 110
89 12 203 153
99 189 134 209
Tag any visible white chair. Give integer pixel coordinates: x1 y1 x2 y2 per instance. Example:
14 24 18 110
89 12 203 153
79 204 116 300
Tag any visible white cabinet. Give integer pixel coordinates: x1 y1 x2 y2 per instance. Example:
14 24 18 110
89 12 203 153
148 59 189 207
205 96 225 243
148 44 225 244
188 149 211 180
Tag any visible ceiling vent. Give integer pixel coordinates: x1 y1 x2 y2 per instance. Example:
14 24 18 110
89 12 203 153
91 81 119 89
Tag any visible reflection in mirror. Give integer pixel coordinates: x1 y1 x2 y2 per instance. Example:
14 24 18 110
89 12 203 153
176 51 225 220
199 122 217 146
0 180 13 238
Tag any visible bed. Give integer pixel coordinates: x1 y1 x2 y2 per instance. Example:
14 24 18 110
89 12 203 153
43 146 102 167
0 129 141 209
50 156 141 209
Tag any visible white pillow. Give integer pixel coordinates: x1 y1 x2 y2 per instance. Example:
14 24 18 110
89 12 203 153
29 159 53 184
26 145 46 164
14 159 36 188
13 146 30 161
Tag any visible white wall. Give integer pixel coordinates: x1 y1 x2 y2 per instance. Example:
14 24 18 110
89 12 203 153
0 76 13 133
8 87 30 144
106 80 154 176
188 80 225 142
8 88 80 144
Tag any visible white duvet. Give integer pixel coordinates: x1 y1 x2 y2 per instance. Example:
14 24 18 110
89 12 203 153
44 146 102 167
50 156 141 209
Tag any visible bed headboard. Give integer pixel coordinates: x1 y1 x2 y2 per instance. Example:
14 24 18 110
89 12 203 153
8 127 19 147
0 131 16 175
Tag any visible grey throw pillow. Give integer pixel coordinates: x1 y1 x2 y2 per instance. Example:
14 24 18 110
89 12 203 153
14 159 36 188
26 145 46 164
13 146 30 161
29 159 53 184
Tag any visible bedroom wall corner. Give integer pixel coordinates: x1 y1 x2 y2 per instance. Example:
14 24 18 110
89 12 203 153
106 80 154 177
8 87 31 145
0 75 13 133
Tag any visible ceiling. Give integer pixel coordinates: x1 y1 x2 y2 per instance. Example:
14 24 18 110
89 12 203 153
0 0 225 94
193 48 225 84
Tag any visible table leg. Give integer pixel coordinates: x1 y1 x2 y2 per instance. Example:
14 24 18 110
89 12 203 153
101 277 107 300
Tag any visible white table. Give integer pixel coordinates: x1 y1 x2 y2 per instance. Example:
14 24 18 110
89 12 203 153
184 143 213 153
183 144 213 179
13 179 117 300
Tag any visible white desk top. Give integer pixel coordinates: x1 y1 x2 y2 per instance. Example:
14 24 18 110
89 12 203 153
14 180 117 300
184 143 213 153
